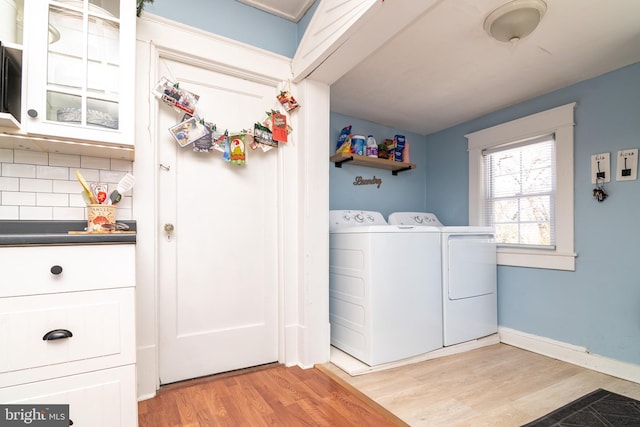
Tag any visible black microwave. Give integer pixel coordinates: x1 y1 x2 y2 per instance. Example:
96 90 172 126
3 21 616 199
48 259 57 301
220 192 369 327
0 43 22 123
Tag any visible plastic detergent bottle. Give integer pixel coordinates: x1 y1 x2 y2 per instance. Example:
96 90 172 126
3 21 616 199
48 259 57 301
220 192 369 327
352 135 366 156
366 135 378 157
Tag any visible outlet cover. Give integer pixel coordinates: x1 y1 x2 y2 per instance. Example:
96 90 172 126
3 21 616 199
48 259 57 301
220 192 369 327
616 148 638 181
591 153 610 184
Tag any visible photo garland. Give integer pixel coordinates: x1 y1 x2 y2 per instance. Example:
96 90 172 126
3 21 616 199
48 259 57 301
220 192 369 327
152 77 300 166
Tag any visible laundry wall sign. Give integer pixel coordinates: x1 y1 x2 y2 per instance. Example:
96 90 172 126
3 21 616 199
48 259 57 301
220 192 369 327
353 176 382 189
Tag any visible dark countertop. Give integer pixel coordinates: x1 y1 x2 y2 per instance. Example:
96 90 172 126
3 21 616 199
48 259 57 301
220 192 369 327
0 220 137 246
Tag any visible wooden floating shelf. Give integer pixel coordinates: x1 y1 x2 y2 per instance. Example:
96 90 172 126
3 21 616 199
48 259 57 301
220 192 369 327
330 152 416 175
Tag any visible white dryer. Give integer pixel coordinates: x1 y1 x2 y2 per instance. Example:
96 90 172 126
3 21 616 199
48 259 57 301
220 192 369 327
329 210 443 366
388 212 497 346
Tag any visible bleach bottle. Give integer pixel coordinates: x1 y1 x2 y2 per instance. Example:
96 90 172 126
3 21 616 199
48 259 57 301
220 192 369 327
366 135 378 158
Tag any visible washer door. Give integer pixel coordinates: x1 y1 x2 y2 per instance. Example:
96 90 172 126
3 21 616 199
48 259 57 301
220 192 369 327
447 235 496 300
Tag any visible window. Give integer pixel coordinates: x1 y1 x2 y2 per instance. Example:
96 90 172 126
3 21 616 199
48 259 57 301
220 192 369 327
484 135 555 247
467 103 576 271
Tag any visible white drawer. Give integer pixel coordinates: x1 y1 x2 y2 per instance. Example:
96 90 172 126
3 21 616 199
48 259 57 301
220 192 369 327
0 244 135 297
0 288 135 386
0 365 138 427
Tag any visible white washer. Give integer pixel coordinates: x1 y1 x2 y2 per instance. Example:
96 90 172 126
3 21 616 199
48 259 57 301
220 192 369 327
388 212 497 346
329 210 443 366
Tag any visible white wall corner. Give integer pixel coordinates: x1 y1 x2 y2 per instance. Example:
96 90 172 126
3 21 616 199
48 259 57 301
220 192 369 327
136 345 159 401
133 36 160 401
290 78 331 368
499 326 640 384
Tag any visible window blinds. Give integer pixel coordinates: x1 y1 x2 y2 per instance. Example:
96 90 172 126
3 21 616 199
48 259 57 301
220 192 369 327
483 135 556 248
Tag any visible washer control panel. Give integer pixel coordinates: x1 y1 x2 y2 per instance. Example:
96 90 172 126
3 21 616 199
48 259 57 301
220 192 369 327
329 210 387 230
388 212 443 226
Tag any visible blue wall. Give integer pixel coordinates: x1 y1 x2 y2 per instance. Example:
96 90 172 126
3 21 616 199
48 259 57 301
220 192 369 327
142 0 318 57
329 113 428 218
144 1 640 365
425 62 640 364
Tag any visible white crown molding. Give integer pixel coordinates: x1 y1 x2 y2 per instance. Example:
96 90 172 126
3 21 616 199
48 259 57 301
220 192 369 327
236 0 316 22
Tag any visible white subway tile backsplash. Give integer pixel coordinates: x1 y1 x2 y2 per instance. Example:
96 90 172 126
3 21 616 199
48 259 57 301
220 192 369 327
69 193 88 207
77 168 100 182
49 153 81 168
100 170 127 184
53 207 85 221
37 165 70 180
0 206 19 220
21 178 53 192
0 177 19 191
115 206 133 221
53 180 83 194
116 196 133 209
81 156 110 170
14 150 49 165
0 148 134 220
2 163 37 178
110 159 133 172
20 206 54 220
0 149 13 163
3 192 36 205
37 193 69 207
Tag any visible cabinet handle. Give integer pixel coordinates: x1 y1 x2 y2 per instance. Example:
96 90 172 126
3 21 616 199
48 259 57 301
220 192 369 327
50 265 63 275
27 109 38 118
42 329 73 341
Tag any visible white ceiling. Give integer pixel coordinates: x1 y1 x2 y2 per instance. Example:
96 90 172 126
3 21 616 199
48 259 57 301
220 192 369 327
249 0 640 136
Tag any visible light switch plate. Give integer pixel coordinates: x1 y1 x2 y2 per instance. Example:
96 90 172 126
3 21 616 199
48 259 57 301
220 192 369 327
591 153 610 184
616 148 638 181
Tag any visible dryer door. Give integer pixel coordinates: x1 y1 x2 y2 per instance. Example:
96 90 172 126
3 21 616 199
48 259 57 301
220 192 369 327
447 235 496 300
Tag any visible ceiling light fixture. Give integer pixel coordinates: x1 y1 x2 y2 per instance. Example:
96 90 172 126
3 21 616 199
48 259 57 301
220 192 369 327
484 0 547 43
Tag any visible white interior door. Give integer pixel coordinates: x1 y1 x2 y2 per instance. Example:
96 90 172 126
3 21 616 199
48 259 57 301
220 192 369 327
157 57 279 384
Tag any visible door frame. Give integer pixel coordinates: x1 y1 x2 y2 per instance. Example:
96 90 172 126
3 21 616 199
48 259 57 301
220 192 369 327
134 14 330 399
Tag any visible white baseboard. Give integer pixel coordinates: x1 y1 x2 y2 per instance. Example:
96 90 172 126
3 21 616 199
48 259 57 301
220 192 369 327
499 327 640 384
284 322 331 370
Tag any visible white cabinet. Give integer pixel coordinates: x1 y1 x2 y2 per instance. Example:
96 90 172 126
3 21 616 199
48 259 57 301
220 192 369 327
0 0 136 159
0 366 137 427
0 243 137 427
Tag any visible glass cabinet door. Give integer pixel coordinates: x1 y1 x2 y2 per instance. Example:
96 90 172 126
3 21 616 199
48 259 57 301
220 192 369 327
46 0 120 130
23 0 134 151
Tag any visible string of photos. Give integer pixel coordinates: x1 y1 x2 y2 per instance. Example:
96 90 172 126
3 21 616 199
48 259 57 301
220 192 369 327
151 76 300 166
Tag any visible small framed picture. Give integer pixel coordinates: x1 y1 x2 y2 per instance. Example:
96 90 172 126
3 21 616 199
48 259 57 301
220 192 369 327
169 116 209 148
152 77 200 115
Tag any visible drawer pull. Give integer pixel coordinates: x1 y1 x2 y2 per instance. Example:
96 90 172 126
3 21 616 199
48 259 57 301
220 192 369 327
50 265 64 275
42 329 73 341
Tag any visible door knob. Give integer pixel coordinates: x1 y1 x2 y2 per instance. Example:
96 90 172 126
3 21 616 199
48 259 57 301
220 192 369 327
164 223 174 241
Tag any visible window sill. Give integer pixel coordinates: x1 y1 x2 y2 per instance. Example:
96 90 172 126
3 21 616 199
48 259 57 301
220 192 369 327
497 249 576 271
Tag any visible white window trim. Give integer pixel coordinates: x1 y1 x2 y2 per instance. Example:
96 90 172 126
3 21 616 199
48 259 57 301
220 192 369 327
466 103 576 271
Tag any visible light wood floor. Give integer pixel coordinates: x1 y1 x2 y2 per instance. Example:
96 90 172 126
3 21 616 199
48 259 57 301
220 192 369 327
320 343 640 426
